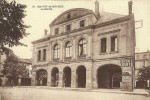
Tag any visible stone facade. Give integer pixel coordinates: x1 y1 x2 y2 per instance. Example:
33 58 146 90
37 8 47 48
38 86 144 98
31 1 135 91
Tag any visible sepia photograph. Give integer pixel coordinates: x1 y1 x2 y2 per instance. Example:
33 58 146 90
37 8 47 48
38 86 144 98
0 0 150 100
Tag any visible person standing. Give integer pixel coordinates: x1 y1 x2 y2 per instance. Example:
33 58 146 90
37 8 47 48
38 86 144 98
0 78 2 86
18 78 21 86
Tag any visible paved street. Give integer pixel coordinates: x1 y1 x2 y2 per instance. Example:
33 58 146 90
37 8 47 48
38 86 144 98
0 87 149 100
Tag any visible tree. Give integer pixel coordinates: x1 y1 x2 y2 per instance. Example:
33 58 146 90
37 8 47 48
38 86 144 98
2 53 29 85
138 66 150 89
0 0 29 51
138 66 150 81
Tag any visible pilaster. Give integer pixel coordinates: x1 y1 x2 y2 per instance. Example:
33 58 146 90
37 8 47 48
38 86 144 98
58 70 63 87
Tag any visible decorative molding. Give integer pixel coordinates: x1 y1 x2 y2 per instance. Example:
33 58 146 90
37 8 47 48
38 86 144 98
32 37 49 44
88 32 92 36
98 29 121 36
49 25 93 39
36 45 48 49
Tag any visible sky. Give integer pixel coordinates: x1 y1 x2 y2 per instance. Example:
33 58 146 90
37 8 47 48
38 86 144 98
10 0 150 59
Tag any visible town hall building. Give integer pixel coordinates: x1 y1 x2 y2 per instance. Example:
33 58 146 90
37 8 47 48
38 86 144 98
31 1 136 91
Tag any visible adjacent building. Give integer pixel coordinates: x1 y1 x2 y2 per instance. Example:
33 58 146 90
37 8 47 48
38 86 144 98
135 51 150 88
0 50 32 86
31 1 136 91
18 58 32 86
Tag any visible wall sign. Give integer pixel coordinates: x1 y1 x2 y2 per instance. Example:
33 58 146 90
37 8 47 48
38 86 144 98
120 58 132 67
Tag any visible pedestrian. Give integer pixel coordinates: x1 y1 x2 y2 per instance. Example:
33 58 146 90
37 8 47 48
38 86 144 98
40 79 43 86
18 78 21 86
56 73 59 86
0 78 2 86
64 77 66 88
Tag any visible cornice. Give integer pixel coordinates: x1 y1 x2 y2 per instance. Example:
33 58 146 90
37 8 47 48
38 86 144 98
32 37 50 44
97 29 121 36
50 25 93 38
93 56 134 62
94 15 131 29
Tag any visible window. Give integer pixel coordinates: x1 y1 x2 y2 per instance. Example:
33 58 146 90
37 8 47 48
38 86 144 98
66 24 71 31
43 49 46 61
111 36 118 52
78 38 86 56
54 44 59 59
101 38 107 53
80 20 85 27
143 54 147 59
136 55 139 60
142 61 146 66
55 28 59 34
67 13 71 20
37 50 41 61
65 41 72 58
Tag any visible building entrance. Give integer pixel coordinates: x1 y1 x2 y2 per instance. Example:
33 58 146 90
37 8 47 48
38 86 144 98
76 66 86 88
36 69 47 86
97 64 122 88
51 67 59 87
63 67 71 87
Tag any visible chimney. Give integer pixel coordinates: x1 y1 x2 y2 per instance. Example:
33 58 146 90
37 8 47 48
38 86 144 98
128 1 133 15
95 0 100 19
44 29 48 36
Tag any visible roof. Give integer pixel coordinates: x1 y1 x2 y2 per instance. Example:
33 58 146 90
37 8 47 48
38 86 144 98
33 8 129 44
19 58 32 64
32 35 50 44
135 51 150 54
96 12 126 24
50 8 95 26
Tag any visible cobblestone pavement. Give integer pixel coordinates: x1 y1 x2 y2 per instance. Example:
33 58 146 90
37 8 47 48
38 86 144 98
0 87 150 100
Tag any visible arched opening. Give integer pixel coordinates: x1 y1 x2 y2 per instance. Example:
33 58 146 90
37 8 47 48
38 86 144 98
78 38 86 56
36 69 47 86
63 67 71 87
65 41 72 58
136 80 147 89
51 67 59 87
53 44 60 60
97 64 122 89
76 66 86 88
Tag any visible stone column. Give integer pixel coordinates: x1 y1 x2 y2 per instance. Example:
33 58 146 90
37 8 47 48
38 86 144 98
87 34 92 58
60 40 64 61
107 36 110 53
92 67 98 88
71 69 76 88
58 69 63 87
121 59 134 91
49 42 52 62
47 68 51 86
86 66 92 89
31 75 36 86
73 36 77 60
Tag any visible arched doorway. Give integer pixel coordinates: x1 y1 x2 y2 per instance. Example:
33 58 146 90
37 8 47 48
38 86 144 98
36 69 47 86
76 66 86 88
63 67 71 87
97 64 122 88
136 80 147 89
51 67 59 87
